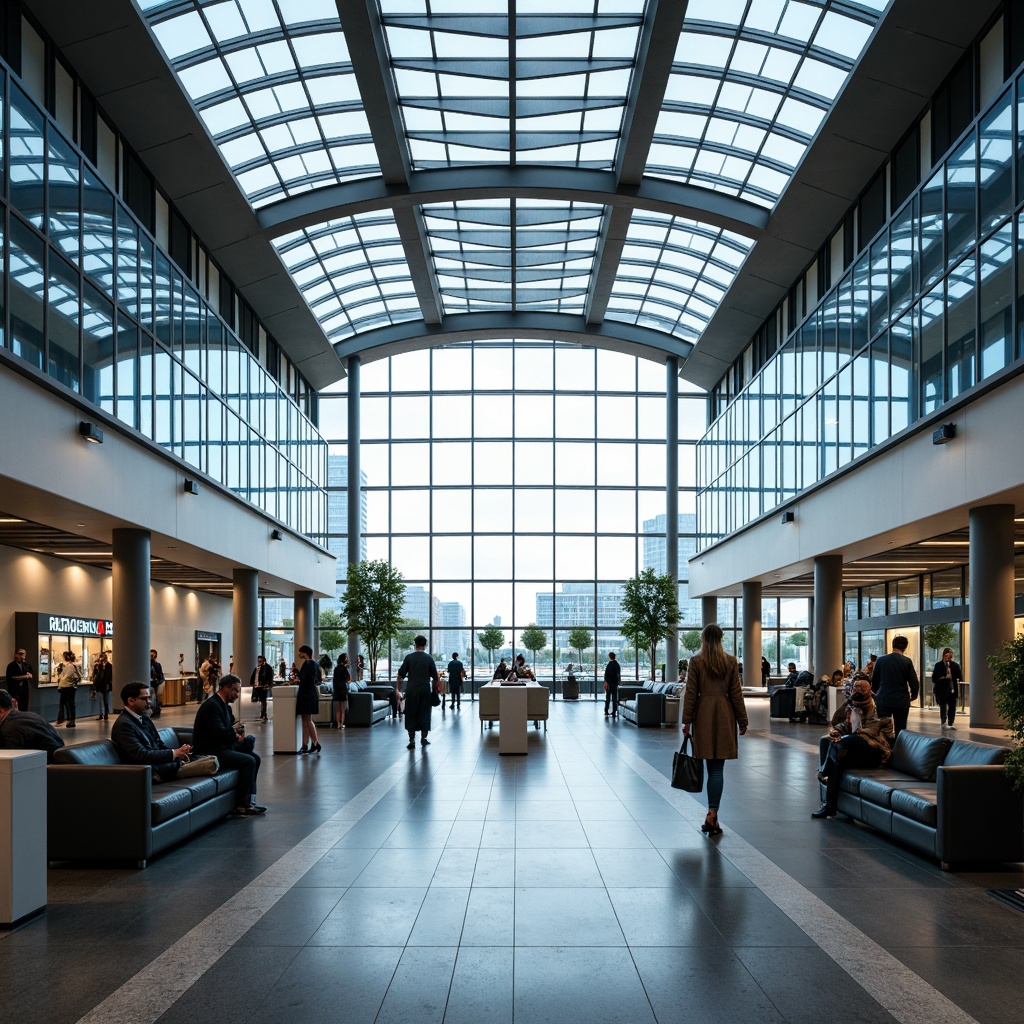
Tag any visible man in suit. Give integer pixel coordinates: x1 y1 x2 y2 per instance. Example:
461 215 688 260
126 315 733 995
0 688 64 762
4 648 33 712
150 649 166 718
931 647 963 732
249 654 274 721
111 681 193 781
871 635 920 737
192 674 265 815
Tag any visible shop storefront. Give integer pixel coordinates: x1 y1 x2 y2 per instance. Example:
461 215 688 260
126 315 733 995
14 612 114 719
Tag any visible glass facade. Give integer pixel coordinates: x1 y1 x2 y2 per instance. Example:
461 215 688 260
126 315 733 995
0 64 327 538
317 342 708 687
698 74 1023 548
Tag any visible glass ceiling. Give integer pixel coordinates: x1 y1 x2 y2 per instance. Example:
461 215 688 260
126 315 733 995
136 0 890 353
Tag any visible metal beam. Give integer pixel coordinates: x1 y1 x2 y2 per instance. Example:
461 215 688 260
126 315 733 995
256 168 769 240
335 0 442 324
586 0 690 325
331 311 694 366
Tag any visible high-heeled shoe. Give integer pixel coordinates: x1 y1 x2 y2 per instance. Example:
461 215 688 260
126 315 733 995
298 745 309 754
700 812 723 836
311 742 321 754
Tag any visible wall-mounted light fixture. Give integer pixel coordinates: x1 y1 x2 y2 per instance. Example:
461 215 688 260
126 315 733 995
184 479 200 496
78 421 104 444
780 510 795 524
932 423 956 445
270 529 283 541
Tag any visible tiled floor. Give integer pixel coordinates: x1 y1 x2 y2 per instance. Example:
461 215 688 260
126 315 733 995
2 702 1023 1024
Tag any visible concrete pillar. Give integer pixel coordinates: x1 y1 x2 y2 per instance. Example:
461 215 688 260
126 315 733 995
233 568 258 700
969 504 1015 727
742 581 762 687
813 555 843 680
665 357 679 683
294 591 315 654
112 528 150 707
347 354 361 672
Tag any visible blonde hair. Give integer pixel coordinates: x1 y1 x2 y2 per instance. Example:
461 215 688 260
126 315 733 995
699 623 733 678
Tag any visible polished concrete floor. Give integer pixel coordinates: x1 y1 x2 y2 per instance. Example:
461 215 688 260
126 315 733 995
2 700 1022 1024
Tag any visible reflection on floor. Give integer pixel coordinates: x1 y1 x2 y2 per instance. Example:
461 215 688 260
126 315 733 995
2 701 1022 1024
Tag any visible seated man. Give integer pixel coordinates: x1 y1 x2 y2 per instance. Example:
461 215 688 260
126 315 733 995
111 682 217 781
0 689 64 762
812 684 891 820
511 654 535 681
192 674 265 816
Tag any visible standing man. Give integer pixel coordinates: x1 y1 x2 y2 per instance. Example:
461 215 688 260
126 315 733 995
250 654 274 722
397 635 439 749
603 651 621 718
5 647 34 713
446 653 466 710
931 647 963 732
192 674 266 815
150 649 165 718
871 635 919 737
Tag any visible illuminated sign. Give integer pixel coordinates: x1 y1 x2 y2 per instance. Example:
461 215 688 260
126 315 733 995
37 614 114 638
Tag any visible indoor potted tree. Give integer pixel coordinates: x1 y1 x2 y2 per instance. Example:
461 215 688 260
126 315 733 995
988 635 1024 792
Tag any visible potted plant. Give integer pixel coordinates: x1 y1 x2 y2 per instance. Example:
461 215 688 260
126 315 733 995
988 634 1024 792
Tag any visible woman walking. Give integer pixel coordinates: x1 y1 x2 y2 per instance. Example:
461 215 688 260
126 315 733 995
332 653 350 729
56 650 82 728
682 624 747 836
295 645 321 754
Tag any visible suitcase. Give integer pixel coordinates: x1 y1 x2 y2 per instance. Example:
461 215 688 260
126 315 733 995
769 687 796 719
563 676 579 700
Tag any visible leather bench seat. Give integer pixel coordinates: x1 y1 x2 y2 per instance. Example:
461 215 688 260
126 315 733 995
48 726 240 867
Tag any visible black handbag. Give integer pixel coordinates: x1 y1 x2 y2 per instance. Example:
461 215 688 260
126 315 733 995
671 734 704 793
430 688 441 707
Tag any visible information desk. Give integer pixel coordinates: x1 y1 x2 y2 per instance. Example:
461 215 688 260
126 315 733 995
479 682 547 754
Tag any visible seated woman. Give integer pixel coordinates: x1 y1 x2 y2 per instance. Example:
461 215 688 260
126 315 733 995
812 683 891 820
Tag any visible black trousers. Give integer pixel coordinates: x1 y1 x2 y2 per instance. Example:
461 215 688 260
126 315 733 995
604 684 618 714
875 704 908 737
935 690 956 726
822 735 884 811
449 682 462 706
58 687 77 723
214 746 261 806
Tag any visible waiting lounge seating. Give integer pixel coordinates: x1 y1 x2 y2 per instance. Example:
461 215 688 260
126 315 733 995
47 727 240 868
819 729 1024 869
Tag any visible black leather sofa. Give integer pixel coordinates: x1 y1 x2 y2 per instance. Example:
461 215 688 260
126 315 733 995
819 729 1024 869
617 681 681 726
47 727 240 868
346 681 394 726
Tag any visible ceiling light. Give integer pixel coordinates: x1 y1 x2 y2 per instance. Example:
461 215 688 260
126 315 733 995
78 421 104 444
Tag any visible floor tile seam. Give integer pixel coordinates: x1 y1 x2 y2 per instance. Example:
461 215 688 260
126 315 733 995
69 745 430 1024
600 728 984 1024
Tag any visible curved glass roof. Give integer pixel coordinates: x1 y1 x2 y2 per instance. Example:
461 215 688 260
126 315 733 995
136 0 890 358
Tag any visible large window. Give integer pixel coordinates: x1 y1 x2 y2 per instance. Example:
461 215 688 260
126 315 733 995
318 343 707 689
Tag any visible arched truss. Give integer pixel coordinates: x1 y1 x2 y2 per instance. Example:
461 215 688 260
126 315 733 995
330 311 695 367
255 169 770 241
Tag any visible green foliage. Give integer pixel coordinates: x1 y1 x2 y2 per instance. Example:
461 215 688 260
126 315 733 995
567 627 592 668
519 624 548 673
923 623 958 653
988 634 1024 792
478 626 506 667
317 608 345 656
680 629 702 654
393 619 424 653
341 559 406 682
621 568 680 680
789 631 807 648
